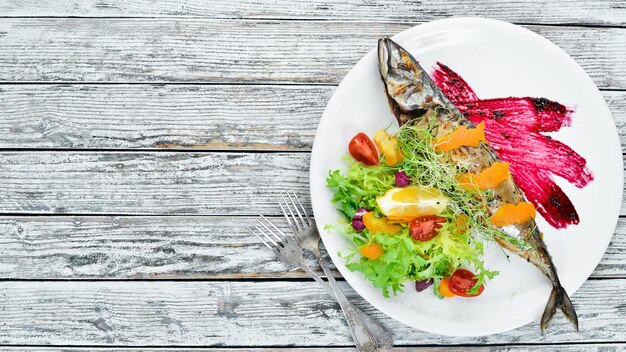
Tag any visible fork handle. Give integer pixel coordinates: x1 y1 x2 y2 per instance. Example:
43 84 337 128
312 250 394 349
299 262 377 352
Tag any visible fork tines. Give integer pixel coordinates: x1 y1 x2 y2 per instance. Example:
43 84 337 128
278 189 313 233
252 215 287 250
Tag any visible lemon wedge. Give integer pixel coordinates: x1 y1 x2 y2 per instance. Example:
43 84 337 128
377 186 449 221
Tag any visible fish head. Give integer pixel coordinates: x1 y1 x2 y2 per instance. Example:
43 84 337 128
378 38 443 125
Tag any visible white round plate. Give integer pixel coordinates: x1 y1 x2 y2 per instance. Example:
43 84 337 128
309 18 623 336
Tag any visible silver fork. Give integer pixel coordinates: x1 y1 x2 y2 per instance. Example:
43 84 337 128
252 215 377 352
278 190 394 349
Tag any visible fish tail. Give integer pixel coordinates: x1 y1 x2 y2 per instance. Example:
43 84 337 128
540 285 579 333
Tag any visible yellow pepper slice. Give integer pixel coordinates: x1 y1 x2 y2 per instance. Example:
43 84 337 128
374 130 403 166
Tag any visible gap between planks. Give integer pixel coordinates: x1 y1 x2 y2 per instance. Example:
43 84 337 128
0 342 623 350
0 17 622 29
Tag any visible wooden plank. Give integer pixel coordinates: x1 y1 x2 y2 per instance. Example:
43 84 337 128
0 151 311 215
0 86 624 152
0 345 623 351
0 151 625 216
0 85 329 151
0 215 315 279
0 215 623 280
604 91 626 153
595 218 626 278
0 20 624 88
0 279 622 346
0 0 624 27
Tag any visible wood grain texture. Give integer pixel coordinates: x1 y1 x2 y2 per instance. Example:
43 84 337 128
0 85 329 151
0 215 623 279
0 152 311 215
0 0 625 26
0 20 625 88
0 215 318 279
0 346 623 352
0 280 622 346
0 85 624 152
604 91 626 153
1 152 625 216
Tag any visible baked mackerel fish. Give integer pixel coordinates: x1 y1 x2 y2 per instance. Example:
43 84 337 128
377 38 578 333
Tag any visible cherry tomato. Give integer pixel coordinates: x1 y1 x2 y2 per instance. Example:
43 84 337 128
409 215 446 241
438 278 455 298
449 269 484 297
349 133 379 166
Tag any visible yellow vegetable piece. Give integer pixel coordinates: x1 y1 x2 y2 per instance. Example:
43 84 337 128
374 130 403 166
458 162 510 190
360 243 384 260
490 201 536 227
454 214 469 234
362 212 402 234
439 278 455 298
435 122 486 152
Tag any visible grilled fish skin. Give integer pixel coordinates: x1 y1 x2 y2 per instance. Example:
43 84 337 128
377 38 578 333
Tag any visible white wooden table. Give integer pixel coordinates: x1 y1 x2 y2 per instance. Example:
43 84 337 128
0 1 624 351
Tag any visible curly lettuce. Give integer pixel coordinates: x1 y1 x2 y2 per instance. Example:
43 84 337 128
326 125 501 298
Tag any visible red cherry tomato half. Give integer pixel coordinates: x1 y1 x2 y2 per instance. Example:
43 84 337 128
449 269 484 297
409 215 446 241
349 133 379 166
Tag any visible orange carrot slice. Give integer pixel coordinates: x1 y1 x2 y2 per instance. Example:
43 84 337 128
435 122 486 152
458 162 510 190
360 243 384 260
490 201 536 227
362 212 402 234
